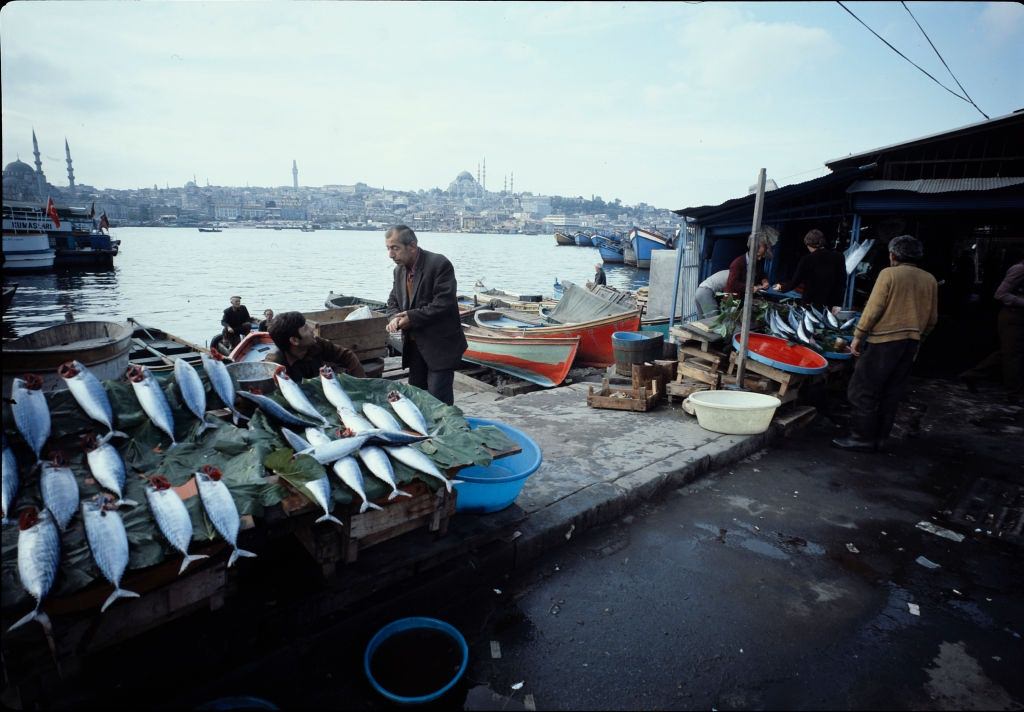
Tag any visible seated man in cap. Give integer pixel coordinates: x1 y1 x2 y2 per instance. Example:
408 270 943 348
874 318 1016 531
833 235 938 451
266 311 365 382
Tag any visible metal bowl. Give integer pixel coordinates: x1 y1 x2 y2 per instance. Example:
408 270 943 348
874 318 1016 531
226 360 279 395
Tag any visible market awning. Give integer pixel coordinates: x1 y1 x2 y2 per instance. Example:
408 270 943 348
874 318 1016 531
846 177 1024 194
846 176 1024 214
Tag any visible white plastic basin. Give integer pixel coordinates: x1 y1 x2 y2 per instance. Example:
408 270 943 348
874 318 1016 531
684 390 782 435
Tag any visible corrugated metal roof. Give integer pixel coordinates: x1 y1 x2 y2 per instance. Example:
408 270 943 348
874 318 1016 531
847 177 1024 194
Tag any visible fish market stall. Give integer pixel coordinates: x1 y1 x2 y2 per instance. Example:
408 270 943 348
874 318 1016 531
1 361 518 702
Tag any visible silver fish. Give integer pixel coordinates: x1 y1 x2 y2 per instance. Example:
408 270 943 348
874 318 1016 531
145 476 208 575
300 433 373 465
273 366 330 427
280 427 313 453
174 357 213 436
200 352 248 425
802 311 818 334
337 407 377 435
11 375 51 462
82 494 140 612
303 476 343 526
236 390 323 429
2 436 17 526
796 319 814 348
386 391 429 435
765 311 785 338
773 311 797 338
82 434 136 507
840 316 858 331
366 430 432 446
41 456 79 531
8 508 60 632
786 308 802 333
319 366 355 412
383 445 454 493
825 308 840 329
126 365 177 446
362 402 404 433
358 445 411 500
59 360 127 441
194 467 257 567
331 456 383 514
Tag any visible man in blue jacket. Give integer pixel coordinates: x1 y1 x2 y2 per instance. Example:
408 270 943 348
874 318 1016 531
385 225 467 405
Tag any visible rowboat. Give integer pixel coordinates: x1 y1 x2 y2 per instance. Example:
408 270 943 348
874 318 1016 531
574 232 593 247
593 236 625 264
463 325 579 388
474 309 640 367
324 292 387 310
554 231 575 246
628 227 672 269
229 331 276 363
3 319 134 396
128 318 209 372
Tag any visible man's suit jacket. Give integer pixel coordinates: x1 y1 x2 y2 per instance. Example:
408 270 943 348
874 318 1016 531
387 248 468 370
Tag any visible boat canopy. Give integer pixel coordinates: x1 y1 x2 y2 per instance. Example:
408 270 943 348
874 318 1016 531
543 281 635 325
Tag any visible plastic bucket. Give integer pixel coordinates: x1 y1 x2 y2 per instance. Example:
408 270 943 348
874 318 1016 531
684 389 781 435
364 617 469 705
611 331 664 376
454 417 542 513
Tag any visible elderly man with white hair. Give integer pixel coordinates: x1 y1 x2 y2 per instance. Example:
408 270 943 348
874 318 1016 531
832 235 938 452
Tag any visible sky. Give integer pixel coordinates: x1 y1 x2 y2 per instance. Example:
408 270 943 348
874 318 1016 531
2 1 1022 210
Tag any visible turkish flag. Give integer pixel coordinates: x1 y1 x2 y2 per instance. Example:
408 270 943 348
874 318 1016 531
46 196 61 228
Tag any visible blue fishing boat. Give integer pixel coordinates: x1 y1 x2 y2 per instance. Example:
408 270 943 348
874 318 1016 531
593 235 625 264
574 232 593 247
628 227 671 269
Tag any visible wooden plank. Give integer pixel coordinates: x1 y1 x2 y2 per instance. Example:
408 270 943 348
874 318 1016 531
678 361 721 387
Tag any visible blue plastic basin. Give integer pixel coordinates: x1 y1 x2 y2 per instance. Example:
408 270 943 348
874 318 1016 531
455 417 543 513
364 617 469 705
612 331 650 342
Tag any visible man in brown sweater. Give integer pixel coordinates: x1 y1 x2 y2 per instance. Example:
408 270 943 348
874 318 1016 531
266 311 365 382
833 235 938 451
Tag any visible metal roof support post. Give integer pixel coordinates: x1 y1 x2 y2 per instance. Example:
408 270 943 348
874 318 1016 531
667 220 687 338
844 213 862 311
735 169 767 387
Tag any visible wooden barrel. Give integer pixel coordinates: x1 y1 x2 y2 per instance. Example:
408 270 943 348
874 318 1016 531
611 331 664 376
3 320 133 396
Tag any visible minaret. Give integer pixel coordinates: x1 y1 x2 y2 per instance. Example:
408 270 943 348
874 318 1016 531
32 129 46 199
65 138 76 188
476 163 481 186
292 160 298 189
503 174 507 193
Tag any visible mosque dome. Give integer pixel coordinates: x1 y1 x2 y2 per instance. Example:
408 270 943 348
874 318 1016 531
447 170 481 197
3 159 35 178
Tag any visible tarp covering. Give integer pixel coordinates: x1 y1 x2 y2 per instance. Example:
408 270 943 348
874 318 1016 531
2 369 514 610
545 281 635 324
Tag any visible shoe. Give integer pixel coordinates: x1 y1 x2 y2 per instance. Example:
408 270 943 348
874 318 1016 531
831 435 877 452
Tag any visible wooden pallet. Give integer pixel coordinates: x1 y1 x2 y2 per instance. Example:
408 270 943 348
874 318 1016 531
726 352 807 403
587 377 660 411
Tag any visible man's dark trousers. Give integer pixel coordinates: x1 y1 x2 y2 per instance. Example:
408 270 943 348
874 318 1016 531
847 339 919 441
405 338 455 406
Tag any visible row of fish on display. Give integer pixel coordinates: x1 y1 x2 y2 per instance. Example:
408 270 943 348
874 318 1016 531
763 303 859 352
3 355 258 632
240 365 454 520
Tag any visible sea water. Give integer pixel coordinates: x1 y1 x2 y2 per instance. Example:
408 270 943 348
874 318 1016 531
2 229 651 345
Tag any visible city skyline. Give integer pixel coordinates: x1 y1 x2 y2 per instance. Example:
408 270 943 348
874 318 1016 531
2 2 1022 210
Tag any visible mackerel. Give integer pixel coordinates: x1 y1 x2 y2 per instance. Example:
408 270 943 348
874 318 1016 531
59 360 127 441
299 432 373 465
126 365 178 446
82 434 137 507
280 428 313 453
337 407 377 435
330 456 383 513
8 508 60 633
145 475 208 575
825 308 840 329
174 357 214 436
11 375 51 462
387 391 429 435
200 350 248 425
194 466 256 567
383 445 454 493
786 308 802 333
303 475 343 526
362 402 405 433
82 494 141 612
236 390 323 429
319 366 355 412
358 445 412 500
41 453 79 531
2 436 17 526
274 366 330 427
840 316 858 331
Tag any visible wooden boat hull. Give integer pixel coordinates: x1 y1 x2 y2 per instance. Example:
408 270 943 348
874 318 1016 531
3 320 133 396
229 331 277 363
473 310 641 367
629 228 671 269
574 233 593 247
597 243 625 263
463 326 579 387
554 232 575 246
623 241 637 266
128 318 209 372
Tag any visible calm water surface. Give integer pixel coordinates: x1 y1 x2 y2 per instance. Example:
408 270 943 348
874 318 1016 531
3 228 649 345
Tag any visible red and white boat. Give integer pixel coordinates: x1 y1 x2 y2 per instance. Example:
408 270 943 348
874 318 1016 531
462 326 579 388
229 331 275 362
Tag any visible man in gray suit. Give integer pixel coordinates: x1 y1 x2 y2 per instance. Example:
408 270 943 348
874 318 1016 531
385 225 467 405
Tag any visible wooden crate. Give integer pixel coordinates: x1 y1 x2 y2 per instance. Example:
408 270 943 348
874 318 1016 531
301 307 389 361
587 378 660 412
726 352 807 403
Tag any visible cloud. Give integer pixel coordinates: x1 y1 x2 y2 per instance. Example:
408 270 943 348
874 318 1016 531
977 1 1024 46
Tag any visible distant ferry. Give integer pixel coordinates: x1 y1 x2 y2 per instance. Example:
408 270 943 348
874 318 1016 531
2 200 119 269
198 226 223 233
